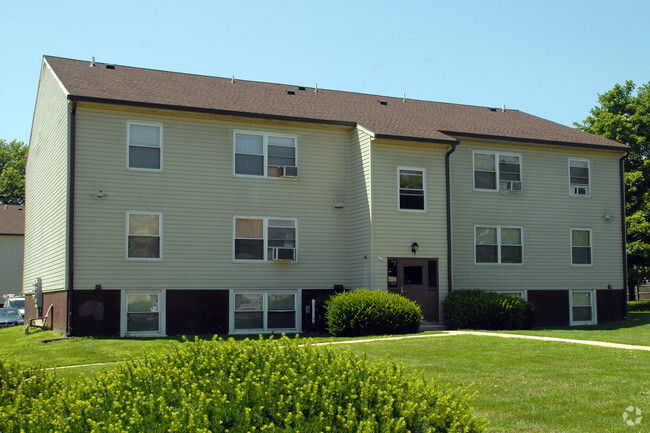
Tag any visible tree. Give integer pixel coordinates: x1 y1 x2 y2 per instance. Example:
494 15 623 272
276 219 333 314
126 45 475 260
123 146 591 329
576 81 650 300
0 139 28 205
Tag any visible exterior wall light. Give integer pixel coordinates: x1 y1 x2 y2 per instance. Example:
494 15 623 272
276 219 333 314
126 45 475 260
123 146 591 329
411 242 419 255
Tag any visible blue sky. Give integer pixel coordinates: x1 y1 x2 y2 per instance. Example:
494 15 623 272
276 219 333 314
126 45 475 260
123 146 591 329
2 0 649 144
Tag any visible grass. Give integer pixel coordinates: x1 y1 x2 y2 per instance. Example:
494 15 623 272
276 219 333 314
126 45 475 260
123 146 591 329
495 306 650 346
1 302 648 432
347 334 649 433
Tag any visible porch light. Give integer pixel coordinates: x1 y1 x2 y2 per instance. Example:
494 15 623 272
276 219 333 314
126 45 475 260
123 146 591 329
411 242 419 255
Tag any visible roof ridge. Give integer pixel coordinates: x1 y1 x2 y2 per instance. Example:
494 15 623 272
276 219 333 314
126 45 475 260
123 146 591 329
43 56 627 150
43 55 518 112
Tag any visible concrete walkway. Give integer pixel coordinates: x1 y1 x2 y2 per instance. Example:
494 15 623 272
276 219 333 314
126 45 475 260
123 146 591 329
311 330 650 352
443 330 650 352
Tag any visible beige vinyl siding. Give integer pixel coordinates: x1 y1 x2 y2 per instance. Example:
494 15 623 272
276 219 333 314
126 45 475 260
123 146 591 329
23 61 70 295
450 139 625 291
347 128 373 289
0 235 24 294
73 104 354 291
369 139 449 294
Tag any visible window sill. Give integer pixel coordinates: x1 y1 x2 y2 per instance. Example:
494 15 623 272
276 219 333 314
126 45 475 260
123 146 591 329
127 167 164 173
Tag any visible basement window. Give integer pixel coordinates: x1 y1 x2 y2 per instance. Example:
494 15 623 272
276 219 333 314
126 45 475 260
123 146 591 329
231 290 299 333
121 290 166 337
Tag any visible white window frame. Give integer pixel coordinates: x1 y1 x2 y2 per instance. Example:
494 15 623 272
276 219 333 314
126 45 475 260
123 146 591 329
570 228 593 267
568 158 591 197
126 211 163 261
569 289 597 325
229 289 301 334
120 289 166 337
127 121 164 172
496 290 528 301
233 130 298 179
233 216 298 262
474 225 525 265
472 151 522 192
397 167 427 212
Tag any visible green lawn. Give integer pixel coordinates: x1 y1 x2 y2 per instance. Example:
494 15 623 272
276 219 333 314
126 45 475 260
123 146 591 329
346 335 649 433
495 308 650 346
1 304 648 432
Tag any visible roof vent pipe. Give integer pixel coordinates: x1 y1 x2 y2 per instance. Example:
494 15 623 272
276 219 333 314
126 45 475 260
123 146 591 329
315 82 318 93
502 104 506 112
231 75 235 84
90 57 96 68
403 93 406 103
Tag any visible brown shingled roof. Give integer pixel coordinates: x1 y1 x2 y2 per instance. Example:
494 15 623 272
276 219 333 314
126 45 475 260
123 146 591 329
0 204 25 235
44 56 627 150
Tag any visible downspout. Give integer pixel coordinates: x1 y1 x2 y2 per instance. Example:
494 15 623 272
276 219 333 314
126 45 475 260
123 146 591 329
445 142 458 293
66 99 77 336
619 153 628 318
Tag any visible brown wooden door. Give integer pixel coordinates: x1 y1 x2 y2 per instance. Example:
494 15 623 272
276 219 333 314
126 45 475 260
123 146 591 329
388 258 439 322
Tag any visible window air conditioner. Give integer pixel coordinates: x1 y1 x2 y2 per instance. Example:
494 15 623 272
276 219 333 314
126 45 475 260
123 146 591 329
272 247 296 261
500 181 522 192
281 166 299 178
572 185 589 196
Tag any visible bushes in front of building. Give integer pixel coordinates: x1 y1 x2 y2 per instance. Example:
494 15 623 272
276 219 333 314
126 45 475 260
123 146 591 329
0 337 485 433
442 289 535 330
326 289 423 336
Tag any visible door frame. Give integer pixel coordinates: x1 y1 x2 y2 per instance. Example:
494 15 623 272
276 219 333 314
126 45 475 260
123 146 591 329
387 257 439 322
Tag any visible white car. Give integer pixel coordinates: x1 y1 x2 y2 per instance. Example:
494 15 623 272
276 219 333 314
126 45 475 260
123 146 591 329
3 297 25 316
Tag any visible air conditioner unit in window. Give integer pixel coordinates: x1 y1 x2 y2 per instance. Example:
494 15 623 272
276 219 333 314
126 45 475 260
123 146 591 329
500 181 523 192
281 166 299 178
271 247 296 261
572 185 589 196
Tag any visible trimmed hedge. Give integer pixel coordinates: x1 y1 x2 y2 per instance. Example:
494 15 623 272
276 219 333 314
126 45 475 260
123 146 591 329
442 289 535 330
326 289 423 336
0 337 485 432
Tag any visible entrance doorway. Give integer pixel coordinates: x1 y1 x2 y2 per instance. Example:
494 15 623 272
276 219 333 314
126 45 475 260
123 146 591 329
387 258 439 322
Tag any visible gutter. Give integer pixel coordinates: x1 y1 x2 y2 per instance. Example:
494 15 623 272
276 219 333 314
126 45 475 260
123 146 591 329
440 130 627 153
620 153 628 318
66 100 77 336
445 142 458 293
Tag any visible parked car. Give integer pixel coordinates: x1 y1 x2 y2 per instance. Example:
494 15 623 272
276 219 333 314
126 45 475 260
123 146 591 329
0 308 24 328
3 297 25 316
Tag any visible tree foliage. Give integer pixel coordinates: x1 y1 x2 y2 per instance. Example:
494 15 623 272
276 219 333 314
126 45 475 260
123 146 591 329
0 139 28 205
576 81 650 296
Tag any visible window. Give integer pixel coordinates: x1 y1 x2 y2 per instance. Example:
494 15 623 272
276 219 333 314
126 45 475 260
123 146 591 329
496 290 527 300
128 122 162 170
232 290 299 333
127 212 162 260
571 228 592 265
475 225 523 264
398 168 425 211
570 290 596 325
473 151 522 191
234 217 297 261
121 290 165 336
234 131 297 177
569 159 590 196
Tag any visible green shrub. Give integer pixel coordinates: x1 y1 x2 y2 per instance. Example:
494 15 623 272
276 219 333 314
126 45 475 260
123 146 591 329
442 289 535 330
0 337 485 432
326 289 423 336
